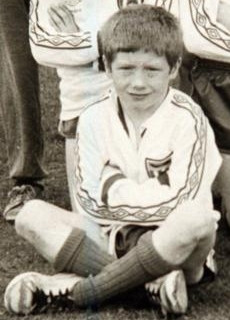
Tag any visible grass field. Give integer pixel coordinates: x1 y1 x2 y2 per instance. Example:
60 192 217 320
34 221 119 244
1 66 230 320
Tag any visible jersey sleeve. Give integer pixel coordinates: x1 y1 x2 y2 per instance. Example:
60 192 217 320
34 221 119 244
74 107 109 215
102 112 221 209
74 100 221 225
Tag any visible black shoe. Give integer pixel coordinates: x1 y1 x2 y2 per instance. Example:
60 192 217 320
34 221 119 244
4 272 81 315
145 270 188 316
3 184 43 222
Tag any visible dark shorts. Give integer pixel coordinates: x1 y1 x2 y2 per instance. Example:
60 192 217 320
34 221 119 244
178 54 230 153
115 225 158 258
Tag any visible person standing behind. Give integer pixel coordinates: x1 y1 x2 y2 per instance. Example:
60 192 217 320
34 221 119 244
0 0 46 221
152 0 230 225
177 0 230 226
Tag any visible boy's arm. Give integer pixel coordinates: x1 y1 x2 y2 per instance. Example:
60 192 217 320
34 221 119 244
76 109 221 220
75 111 110 210
100 117 220 208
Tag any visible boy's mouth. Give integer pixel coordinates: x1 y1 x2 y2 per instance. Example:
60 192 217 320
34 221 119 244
129 92 149 99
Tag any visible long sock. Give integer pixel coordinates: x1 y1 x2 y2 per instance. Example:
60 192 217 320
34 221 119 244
54 228 115 276
72 231 175 307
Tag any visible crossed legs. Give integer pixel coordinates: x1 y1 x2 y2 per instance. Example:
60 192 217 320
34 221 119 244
15 200 218 307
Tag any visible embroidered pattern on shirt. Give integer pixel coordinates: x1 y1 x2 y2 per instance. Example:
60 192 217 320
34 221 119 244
29 0 91 49
189 0 230 51
75 92 207 224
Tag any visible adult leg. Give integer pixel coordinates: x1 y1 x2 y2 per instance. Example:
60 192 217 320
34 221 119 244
0 0 45 180
0 0 46 220
190 62 230 224
214 153 230 226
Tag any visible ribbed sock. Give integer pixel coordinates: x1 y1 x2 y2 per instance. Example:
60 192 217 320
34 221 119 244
54 228 115 276
72 231 175 307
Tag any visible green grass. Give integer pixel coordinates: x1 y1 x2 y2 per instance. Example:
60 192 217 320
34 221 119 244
0 66 230 320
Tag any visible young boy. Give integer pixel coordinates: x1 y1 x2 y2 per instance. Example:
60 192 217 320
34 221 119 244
4 5 221 316
175 0 230 226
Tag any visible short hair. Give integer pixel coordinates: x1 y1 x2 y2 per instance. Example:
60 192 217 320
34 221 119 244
99 5 183 69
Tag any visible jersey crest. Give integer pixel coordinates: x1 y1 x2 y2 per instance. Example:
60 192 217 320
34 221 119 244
145 154 172 186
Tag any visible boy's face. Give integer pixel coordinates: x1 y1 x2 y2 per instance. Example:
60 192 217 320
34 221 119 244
105 50 179 116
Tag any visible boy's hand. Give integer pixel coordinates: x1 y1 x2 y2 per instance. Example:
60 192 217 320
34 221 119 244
48 5 80 33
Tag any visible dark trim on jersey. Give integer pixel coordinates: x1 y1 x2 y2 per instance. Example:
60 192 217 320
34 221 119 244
75 92 206 223
102 173 126 205
193 117 207 199
118 99 129 136
141 128 147 138
171 100 206 201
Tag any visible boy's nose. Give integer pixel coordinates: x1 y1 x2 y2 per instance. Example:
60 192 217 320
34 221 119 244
131 70 146 89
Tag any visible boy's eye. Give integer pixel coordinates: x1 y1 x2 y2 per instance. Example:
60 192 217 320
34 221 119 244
146 67 158 72
146 68 159 76
119 65 133 70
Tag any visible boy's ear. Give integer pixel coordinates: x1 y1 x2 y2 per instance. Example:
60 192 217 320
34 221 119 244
103 55 112 78
169 57 182 81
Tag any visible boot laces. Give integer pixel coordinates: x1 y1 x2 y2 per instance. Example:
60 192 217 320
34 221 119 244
32 288 75 314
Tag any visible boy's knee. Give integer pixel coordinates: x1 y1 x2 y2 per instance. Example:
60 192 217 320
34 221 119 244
15 199 45 236
179 205 218 244
166 202 218 246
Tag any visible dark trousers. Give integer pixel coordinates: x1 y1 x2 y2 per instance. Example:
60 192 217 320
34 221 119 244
0 0 45 181
177 52 230 218
179 53 230 154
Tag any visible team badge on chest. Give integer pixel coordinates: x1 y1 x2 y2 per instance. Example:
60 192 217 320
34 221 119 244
145 153 172 186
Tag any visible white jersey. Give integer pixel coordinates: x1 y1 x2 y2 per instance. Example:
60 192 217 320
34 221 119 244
29 0 119 67
29 0 118 120
29 0 230 120
179 0 230 62
74 87 222 227
150 0 230 62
